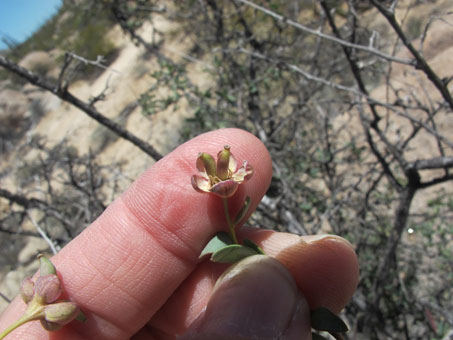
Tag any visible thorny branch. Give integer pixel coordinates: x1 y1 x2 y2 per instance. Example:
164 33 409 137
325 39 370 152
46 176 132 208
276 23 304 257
319 0 452 318
26 212 58 255
370 0 453 110
235 0 414 65
0 140 126 256
0 55 163 161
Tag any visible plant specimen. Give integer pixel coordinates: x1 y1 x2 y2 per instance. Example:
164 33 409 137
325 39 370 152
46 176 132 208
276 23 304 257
0 255 84 339
193 145 348 339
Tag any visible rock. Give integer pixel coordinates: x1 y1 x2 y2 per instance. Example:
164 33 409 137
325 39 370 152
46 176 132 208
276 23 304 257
0 88 30 142
0 260 39 314
18 51 55 78
17 237 50 265
22 83 61 116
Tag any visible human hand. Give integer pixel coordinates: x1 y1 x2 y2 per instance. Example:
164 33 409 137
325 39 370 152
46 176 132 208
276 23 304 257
0 129 359 339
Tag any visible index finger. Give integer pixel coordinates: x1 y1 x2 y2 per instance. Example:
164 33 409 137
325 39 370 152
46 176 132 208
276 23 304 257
0 128 272 340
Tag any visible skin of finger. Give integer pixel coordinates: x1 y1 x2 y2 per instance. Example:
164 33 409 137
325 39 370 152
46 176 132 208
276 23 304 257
0 128 272 340
259 231 359 313
146 230 359 338
147 262 228 336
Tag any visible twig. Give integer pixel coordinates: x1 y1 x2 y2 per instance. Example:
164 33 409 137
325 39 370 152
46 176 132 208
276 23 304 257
238 48 453 149
0 55 163 161
370 0 453 110
235 0 414 65
239 48 364 96
26 211 58 255
0 292 11 304
406 156 453 171
89 74 113 106
67 52 121 74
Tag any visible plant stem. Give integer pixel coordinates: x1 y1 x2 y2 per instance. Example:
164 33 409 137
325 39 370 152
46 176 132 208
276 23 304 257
222 198 238 244
0 300 45 339
0 314 37 339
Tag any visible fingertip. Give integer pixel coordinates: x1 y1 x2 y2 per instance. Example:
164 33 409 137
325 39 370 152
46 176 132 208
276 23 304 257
239 229 359 313
284 235 359 313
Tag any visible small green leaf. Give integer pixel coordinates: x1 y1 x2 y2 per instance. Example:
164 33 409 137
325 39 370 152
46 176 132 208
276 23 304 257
226 94 237 103
233 196 252 224
199 232 233 258
311 332 329 340
211 244 259 263
38 254 56 276
311 307 348 333
243 239 265 255
76 310 87 322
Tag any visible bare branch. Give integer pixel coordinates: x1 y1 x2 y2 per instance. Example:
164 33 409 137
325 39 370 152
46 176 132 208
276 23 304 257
27 211 59 255
235 0 414 65
407 156 453 171
0 292 10 304
419 173 453 189
371 0 453 110
239 47 452 150
67 52 120 74
0 188 48 210
0 55 163 161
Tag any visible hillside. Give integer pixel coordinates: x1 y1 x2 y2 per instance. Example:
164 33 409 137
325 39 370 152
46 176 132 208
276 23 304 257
0 1 204 314
0 1 452 339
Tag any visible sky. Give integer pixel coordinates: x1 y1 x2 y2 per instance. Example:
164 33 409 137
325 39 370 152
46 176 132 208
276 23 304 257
0 0 62 50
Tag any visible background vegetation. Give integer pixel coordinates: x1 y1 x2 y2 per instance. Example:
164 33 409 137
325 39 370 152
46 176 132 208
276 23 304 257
0 0 452 339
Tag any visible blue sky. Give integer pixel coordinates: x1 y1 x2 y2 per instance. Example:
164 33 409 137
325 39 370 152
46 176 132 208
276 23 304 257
0 0 62 50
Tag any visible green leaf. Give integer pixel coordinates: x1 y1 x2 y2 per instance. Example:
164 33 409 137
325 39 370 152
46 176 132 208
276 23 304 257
233 196 252 224
199 232 233 258
211 244 259 263
243 239 265 255
76 310 87 322
38 254 56 275
311 333 329 340
310 307 348 333
226 94 237 103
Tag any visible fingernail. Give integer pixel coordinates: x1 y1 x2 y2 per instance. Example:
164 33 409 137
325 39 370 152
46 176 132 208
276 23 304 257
305 234 354 249
181 255 310 339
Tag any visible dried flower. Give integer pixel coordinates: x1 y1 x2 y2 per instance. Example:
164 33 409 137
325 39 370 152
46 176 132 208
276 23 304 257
0 255 84 339
34 274 62 304
191 145 254 198
20 277 35 304
44 301 80 326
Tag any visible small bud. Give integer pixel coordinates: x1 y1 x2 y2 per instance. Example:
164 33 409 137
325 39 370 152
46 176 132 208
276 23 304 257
75 310 87 322
217 145 231 180
34 274 62 304
20 277 35 303
197 152 217 177
38 255 56 276
44 301 80 326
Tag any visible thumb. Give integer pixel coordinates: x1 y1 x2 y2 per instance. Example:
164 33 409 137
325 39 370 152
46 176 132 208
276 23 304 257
179 255 312 340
